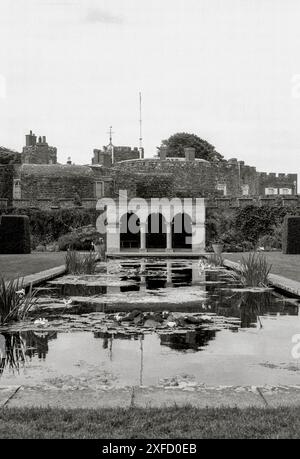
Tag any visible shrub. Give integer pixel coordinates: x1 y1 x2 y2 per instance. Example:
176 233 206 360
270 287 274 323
0 215 31 254
234 206 293 244
0 207 101 246
0 278 37 325
65 250 97 275
58 225 103 251
282 216 300 254
239 252 271 287
257 233 281 251
206 205 299 250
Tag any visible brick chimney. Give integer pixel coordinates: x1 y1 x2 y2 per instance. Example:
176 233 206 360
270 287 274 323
184 147 195 161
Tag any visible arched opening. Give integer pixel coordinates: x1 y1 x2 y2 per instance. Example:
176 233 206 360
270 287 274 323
171 213 192 250
146 213 167 249
120 212 140 250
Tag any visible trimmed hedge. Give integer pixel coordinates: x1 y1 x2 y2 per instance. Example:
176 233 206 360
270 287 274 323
282 216 300 254
0 208 100 247
0 215 31 254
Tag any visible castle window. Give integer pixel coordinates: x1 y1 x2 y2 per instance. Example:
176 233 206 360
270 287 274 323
265 187 278 195
95 181 104 198
216 183 227 196
241 184 249 196
279 188 292 195
13 179 21 200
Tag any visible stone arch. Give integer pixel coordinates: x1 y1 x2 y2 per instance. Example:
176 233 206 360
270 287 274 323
120 212 140 250
146 213 167 249
171 213 192 249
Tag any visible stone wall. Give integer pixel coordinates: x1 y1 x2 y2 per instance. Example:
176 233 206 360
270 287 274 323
111 159 217 198
113 146 140 163
0 164 14 205
111 158 297 199
18 165 95 201
111 158 245 198
12 198 98 210
10 194 300 210
258 172 297 195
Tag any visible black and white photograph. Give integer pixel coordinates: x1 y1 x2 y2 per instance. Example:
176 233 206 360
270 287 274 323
0 0 300 445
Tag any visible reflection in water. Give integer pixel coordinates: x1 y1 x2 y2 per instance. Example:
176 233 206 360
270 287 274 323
24 331 57 360
160 328 216 351
0 331 57 376
1 260 299 386
0 333 26 375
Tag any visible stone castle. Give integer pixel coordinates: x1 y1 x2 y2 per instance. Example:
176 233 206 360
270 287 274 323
0 131 298 210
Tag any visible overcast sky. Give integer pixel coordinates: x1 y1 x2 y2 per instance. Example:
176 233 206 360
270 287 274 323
0 0 300 180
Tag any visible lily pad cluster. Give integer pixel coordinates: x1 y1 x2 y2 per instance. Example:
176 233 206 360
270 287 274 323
107 309 212 330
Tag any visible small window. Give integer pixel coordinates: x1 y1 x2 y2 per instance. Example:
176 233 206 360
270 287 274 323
241 185 249 196
216 183 227 196
279 188 292 195
265 187 278 195
13 179 21 199
95 181 104 198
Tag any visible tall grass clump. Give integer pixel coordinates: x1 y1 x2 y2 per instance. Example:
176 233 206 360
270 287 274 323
0 278 37 325
65 250 97 275
239 252 272 287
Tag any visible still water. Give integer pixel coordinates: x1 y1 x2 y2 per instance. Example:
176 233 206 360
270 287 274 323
0 259 300 388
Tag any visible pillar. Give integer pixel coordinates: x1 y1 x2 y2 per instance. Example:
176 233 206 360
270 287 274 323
140 223 146 252
192 222 205 253
166 222 173 252
106 222 120 254
166 260 172 286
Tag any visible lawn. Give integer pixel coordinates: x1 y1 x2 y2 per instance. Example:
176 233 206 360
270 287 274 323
225 251 300 283
0 252 65 280
0 406 300 439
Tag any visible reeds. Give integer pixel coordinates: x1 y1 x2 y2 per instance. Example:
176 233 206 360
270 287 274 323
239 252 271 287
65 250 97 275
0 278 37 325
0 333 27 374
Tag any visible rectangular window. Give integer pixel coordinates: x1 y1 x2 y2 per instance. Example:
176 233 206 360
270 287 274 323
216 183 227 196
265 187 278 195
279 188 292 195
241 185 249 196
95 181 104 198
13 179 21 200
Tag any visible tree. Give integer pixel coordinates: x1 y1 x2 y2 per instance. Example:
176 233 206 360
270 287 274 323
158 132 223 162
0 147 21 165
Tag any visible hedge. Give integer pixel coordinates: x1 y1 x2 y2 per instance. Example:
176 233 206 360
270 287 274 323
0 208 100 246
206 205 300 250
282 216 300 254
0 215 31 254
0 205 298 251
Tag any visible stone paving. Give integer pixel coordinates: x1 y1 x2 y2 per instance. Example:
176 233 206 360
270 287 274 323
2 384 300 409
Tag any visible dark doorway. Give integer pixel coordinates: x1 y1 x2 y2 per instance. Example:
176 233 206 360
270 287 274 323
120 213 140 249
146 213 167 249
172 213 192 249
